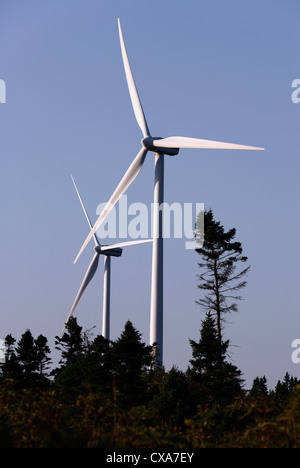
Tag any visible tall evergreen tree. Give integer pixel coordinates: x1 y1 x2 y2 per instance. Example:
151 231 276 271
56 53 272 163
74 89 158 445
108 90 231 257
0 334 22 383
16 330 39 387
13 330 51 388
3 334 16 362
53 317 86 395
35 335 52 379
55 316 84 367
87 334 112 387
195 209 250 343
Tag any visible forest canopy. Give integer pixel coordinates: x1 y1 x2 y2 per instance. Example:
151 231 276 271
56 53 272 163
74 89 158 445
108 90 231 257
0 315 299 448
0 209 299 448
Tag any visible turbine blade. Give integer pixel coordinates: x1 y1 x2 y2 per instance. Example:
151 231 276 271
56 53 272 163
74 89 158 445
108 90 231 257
118 18 150 138
154 136 264 151
61 253 100 336
101 239 153 251
74 147 148 264
71 174 100 247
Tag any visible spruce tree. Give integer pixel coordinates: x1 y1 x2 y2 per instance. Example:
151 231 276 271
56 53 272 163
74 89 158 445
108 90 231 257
53 316 86 395
250 376 268 397
80 334 112 394
55 316 84 367
195 209 250 343
110 321 154 408
274 372 300 399
188 313 243 405
151 366 192 426
0 334 22 383
3 334 16 361
16 330 39 387
35 335 52 381
13 330 50 388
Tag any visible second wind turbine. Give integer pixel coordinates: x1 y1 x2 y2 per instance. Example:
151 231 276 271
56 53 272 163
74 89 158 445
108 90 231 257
62 175 152 338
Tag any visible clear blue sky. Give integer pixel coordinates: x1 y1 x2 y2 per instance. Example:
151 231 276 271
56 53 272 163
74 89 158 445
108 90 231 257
0 0 299 388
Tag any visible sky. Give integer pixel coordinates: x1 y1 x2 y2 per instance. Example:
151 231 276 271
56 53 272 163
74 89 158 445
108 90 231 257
0 0 300 389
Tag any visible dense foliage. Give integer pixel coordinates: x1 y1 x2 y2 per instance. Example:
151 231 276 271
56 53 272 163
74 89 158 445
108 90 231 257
0 316 299 448
1 210 297 448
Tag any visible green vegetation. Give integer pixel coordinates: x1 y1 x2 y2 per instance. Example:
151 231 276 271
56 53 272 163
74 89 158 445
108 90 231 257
0 316 299 448
1 209 298 448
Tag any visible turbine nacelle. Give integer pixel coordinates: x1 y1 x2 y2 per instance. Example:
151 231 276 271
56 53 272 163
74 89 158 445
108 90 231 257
94 245 123 257
142 137 179 156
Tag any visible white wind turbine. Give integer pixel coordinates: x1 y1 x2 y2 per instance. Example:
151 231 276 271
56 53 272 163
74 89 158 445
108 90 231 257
73 19 264 365
61 175 152 338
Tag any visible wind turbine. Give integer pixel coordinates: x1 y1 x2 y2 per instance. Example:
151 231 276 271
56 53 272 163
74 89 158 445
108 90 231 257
61 175 152 338
73 19 264 365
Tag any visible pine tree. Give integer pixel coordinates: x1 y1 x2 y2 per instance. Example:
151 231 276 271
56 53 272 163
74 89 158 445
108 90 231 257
55 316 84 367
53 317 86 395
195 209 250 343
16 330 39 387
188 313 244 405
88 334 111 375
250 376 268 397
110 320 154 409
274 372 300 399
3 334 16 362
13 330 50 388
80 334 112 394
151 366 192 427
35 335 52 380
0 334 22 383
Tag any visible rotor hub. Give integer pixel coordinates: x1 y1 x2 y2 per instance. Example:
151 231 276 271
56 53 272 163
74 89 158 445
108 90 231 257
142 137 179 156
94 245 123 257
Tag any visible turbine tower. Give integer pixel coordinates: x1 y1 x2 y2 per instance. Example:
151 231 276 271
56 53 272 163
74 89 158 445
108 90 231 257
74 19 264 365
62 175 152 338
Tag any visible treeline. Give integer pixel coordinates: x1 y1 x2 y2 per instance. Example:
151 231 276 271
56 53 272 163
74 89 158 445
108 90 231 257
0 314 300 448
1 209 299 448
